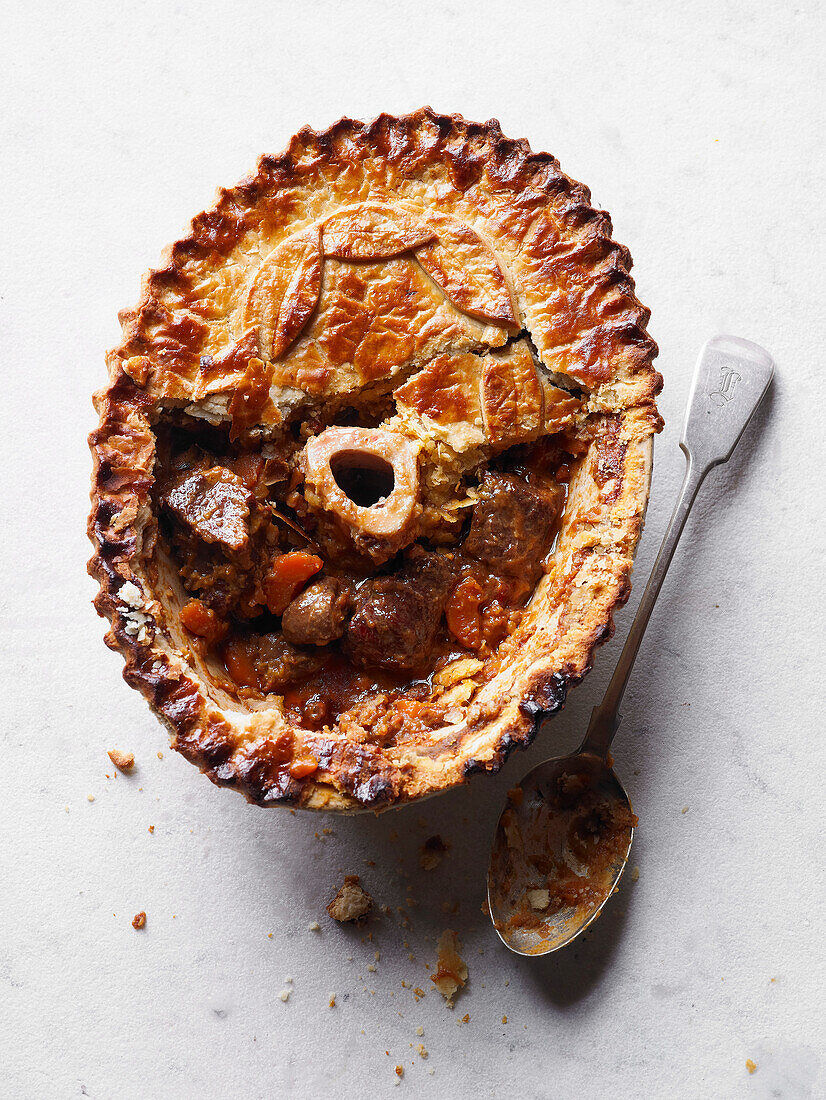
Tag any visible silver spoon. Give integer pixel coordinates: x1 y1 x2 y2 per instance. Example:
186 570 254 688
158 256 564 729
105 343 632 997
487 335 774 956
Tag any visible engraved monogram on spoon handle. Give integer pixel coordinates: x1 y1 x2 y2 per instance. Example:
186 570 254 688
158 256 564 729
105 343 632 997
581 335 775 758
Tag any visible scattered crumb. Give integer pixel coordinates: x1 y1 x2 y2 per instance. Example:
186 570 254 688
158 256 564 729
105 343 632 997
394 1065 403 1078
502 1015 508 1024
328 993 336 1008
527 888 550 910
431 930 468 1006
374 951 380 961
108 749 135 772
417 1043 428 1058
327 876 373 923
131 911 146 930
148 825 155 834
681 806 689 814
631 866 640 882
746 1059 757 1075
308 921 321 932
415 1026 423 1036
87 794 95 803
157 751 164 759
278 990 291 1002
367 964 376 973
284 976 293 984
267 933 273 939
419 835 449 870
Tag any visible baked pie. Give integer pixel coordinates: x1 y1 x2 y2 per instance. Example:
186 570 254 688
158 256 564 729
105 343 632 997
88 109 661 811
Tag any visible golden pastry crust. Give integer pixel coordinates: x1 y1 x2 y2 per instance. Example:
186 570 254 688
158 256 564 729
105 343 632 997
89 108 661 812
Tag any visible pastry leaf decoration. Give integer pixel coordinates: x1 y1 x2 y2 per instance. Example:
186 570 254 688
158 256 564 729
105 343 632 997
243 227 323 359
322 203 436 260
236 205 520 385
415 214 518 328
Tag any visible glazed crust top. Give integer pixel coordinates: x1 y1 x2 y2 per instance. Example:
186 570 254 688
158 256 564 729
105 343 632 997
89 108 662 811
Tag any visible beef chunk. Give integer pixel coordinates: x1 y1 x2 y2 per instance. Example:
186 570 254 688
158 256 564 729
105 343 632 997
346 551 454 672
281 577 353 646
254 635 325 692
224 632 325 693
464 472 564 582
162 466 252 550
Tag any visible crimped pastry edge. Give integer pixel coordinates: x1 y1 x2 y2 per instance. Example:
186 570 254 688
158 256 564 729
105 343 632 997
89 107 662 812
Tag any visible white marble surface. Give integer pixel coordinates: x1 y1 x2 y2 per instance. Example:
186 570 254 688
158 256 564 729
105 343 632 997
2 1 824 1096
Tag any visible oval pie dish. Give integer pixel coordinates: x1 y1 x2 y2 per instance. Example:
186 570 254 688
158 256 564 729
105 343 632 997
88 109 662 812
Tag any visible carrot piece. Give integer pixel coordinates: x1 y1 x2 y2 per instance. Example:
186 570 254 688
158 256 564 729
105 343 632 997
179 599 227 644
445 578 485 650
289 756 320 779
264 551 324 615
223 637 259 687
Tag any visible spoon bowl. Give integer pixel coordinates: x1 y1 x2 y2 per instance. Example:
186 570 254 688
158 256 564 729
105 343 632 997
487 753 635 956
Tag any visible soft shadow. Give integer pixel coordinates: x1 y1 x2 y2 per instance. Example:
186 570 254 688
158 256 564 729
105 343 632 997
518 879 636 1007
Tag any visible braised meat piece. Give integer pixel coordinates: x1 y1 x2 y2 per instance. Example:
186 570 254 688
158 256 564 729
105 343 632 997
281 577 353 647
464 472 564 583
223 632 325 693
162 466 252 550
346 550 454 672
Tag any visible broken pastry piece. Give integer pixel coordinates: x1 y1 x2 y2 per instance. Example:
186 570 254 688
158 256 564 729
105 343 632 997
89 110 661 812
107 749 135 772
326 876 373 923
431 929 468 1006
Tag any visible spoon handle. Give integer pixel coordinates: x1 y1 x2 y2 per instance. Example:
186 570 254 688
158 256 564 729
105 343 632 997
580 336 774 758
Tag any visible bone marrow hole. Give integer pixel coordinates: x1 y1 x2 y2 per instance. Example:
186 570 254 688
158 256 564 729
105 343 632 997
331 451 395 508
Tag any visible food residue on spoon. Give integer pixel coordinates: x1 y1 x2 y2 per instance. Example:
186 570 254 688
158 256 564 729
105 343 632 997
491 761 637 946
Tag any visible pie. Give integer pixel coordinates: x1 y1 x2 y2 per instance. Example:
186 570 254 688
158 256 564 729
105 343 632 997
88 109 662 811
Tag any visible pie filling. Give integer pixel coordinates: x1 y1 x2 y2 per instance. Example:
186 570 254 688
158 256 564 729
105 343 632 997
153 380 590 738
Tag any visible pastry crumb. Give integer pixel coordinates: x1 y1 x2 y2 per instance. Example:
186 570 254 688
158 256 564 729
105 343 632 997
87 794 95 803
108 749 135 772
746 1059 757 1075
278 989 291 1002
431 930 468 1006
328 993 336 1008
631 865 639 881
415 1026 423 1036
327 875 373 923
419 834 448 870
394 1065 403 1078
681 806 688 814
502 1015 508 1024
308 920 321 932
131 911 146 930
148 825 155 834
417 1043 428 1058
527 888 550 910
157 751 164 759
